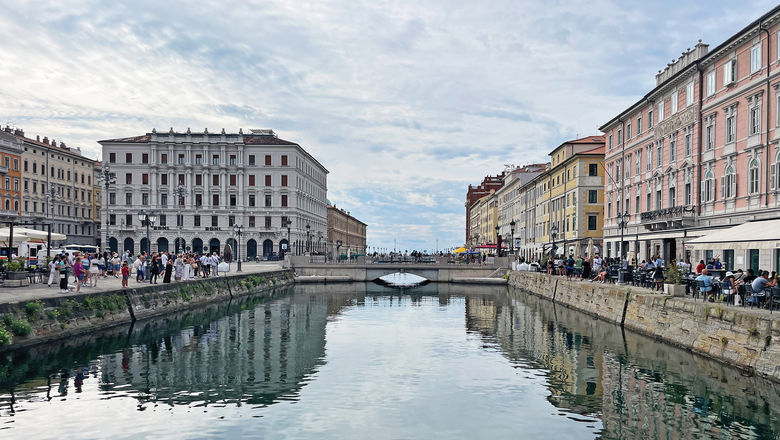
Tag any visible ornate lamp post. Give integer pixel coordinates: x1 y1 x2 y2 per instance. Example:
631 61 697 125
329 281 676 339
285 219 292 257
550 224 559 258
494 225 500 257
305 223 311 253
509 220 516 256
616 210 630 283
232 224 243 272
137 210 157 280
99 162 116 252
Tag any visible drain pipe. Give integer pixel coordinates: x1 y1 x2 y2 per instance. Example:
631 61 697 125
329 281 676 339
759 22 771 206
696 61 703 216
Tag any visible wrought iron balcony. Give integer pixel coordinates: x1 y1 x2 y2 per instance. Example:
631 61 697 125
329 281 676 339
640 205 696 230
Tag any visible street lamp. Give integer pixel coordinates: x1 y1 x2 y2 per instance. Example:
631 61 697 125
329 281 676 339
550 224 559 259
285 219 292 257
495 225 500 257
305 223 311 253
509 220 516 256
99 162 116 252
137 210 157 280
616 210 630 283
232 224 243 272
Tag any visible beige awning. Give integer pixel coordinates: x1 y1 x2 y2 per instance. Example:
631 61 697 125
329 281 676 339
686 219 780 251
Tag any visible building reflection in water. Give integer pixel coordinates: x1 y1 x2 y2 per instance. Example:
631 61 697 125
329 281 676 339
464 287 780 439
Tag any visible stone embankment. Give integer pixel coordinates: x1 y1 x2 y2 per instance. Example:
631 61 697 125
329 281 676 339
508 271 780 383
0 270 293 350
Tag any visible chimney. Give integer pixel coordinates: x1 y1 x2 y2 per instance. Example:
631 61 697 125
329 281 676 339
36 135 40 142
43 136 48 144
51 139 57 147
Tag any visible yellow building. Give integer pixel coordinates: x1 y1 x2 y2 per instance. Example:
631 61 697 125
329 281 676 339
546 136 605 257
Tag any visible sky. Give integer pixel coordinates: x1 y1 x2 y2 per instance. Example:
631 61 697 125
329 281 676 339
0 0 776 252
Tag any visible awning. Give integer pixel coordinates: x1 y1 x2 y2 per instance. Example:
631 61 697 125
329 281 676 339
686 219 780 251
0 227 67 241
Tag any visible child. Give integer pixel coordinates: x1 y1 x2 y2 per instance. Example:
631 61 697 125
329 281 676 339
121 262 130 288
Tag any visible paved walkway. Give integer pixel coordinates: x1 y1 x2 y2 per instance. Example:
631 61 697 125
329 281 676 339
0 262 285 306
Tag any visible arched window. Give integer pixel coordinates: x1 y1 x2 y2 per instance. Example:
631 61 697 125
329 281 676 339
748 159 760 194
722 164 736 199
771 151 780 190
702 170 714 202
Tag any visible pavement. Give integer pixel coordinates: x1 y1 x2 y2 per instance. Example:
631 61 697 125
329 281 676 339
0 262 285 306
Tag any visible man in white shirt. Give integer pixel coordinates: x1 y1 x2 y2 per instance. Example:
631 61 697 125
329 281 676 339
211 253 220 276
201 254 210 277
161 252 168 267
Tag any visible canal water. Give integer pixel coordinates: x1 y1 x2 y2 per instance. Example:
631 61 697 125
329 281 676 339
1 283 779 439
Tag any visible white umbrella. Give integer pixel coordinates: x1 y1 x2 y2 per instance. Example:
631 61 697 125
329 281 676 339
0 227 66 241
587 238 594 259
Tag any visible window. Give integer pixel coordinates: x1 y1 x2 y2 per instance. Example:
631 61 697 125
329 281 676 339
617 129 622 145
281 155 288 166
195 154 202 165
264 194 271 207
142 193 149 205
195 174 202 186
656 141 662 167
229 155 236 166
161 153 167 164
588 190 597 203
142 173 148 184
281 175 288 186
178 174 184 185
177 215 183 227
635 151 641 174
212 175 219 186
212 155 219 165
159 215 166 226
635 194 640 213
281 194 288 207
684 128 692 156
750 43 762 74
668 185 676 207
722 164 736 198
686 82 694 106
249 216 255 227
109 153 116 163
264 216 272 228
265 155 272 166
646 192 652 211
637 116 642 134
724 59 737 85
125 173 132 184
249 194 255 206
126 153 132 163
228 215 235 227
588 163 597 176
142 153 148 164
626 122 632 140
702 170 715 202
161 193 168 206
625 156 630 178
212 216 218 227
658 100 664 122
648 110 653 127
748 159 760 194
671 91 678 114
725 106 736 143
265 175 271 186
230 194 236 206
125 214 133 226
750 104 761 136
178 154 185 164
195 194 202 206
646 145 653 171
669 135 676 161
706 70 716 96
249 175 255 186
126 193 132 205
194 215 201 227
771 152 780 189
230 174 236 186
249 155 255 166
615 161 621 182
212 194 219 206
705 115 715 150
109 192 116 205
608 134 613 150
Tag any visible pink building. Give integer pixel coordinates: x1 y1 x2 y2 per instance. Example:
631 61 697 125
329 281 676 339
600 5 780 273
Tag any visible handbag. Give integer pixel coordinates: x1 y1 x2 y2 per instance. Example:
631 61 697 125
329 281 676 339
191 263 198 269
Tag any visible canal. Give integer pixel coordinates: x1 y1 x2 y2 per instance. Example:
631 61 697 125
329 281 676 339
1 283 779 439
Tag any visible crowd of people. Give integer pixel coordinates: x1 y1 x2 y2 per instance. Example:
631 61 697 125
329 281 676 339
47 250 229 293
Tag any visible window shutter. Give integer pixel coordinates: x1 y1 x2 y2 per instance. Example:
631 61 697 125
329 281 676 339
720 176 725 199
723 62 731 86
771 163 777 190
731 175 737 197
700 180 705 203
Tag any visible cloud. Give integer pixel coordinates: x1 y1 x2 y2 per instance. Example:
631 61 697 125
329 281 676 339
0 0 776 250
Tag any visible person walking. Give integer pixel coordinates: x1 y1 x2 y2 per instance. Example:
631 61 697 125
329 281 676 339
163 256 173 283
149 254 160 284
48 256 59 287
58 257 69 293
73 257 85 293
134 254 144 282
174 255 184 281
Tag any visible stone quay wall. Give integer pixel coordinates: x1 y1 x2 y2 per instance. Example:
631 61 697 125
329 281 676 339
508 271 780 383
0 270 294 351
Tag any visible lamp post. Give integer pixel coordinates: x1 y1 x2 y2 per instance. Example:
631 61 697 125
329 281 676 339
550 224 559 259
509 220 516 256
138 210 157 280
616 210 630 283
494 225 500 257
99 162 116 252
285 219 292 257
233 224 243 272
305 223 311 254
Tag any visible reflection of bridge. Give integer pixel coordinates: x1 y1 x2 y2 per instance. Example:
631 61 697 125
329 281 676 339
291 263 507 283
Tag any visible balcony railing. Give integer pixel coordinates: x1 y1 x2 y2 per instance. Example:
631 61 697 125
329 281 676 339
640 205 696 230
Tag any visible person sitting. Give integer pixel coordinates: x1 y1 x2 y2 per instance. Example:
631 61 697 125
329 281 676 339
722 272 736 304
592 267 608 283
750 271 777 307
696 269 715 301
696 260 705 274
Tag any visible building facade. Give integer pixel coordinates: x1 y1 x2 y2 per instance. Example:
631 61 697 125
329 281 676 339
99 128 328 260
600 5 780 272
495 164 547 252
2 126 99 245
0 129 23 225
326 203 367 257
464 172 505 244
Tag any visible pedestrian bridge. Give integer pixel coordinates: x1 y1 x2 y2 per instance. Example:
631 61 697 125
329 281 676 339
290 262 507 283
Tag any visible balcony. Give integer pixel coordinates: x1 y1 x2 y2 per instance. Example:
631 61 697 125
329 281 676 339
640 205 696 231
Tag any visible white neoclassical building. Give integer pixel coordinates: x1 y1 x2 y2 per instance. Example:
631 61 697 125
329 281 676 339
99 128 328 260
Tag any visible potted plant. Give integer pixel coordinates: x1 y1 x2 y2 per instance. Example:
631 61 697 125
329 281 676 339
5 259 27 281
663 261 686 296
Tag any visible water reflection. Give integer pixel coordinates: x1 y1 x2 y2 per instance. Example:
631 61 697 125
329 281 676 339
1 283 778 439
